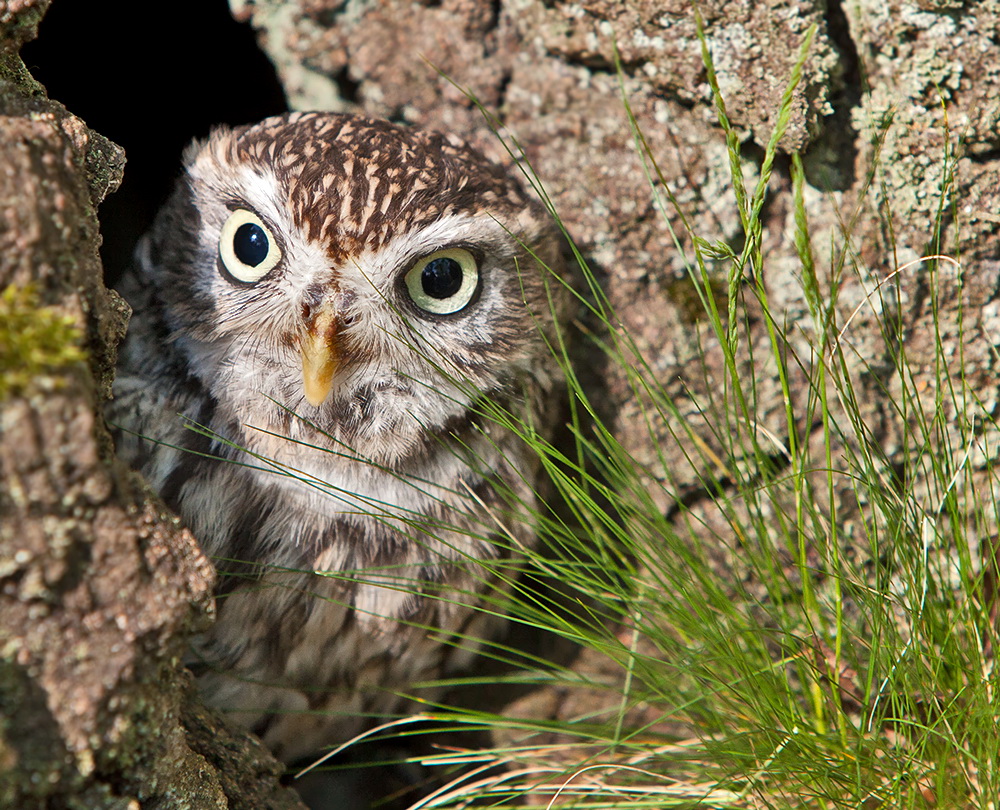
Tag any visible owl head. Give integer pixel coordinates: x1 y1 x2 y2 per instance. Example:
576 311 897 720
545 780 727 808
138 112 565 465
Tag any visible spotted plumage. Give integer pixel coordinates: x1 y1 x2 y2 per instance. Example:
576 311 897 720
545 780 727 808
109 111 566 762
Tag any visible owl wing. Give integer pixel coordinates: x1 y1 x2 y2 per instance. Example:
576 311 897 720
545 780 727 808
106 261 214 495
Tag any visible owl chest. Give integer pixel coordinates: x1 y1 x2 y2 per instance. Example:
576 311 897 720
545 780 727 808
189 446 489 728
195 554 484 761
172 425 496 594
182 447 434 561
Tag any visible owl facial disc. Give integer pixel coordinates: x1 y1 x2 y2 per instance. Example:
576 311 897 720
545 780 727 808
300 301 341 406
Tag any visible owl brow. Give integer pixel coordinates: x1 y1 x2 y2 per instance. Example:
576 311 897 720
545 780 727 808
217 197 287 254
220 194 255 212
396 241 485 273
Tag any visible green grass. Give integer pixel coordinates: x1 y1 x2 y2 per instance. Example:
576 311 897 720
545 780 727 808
294 23 1000 810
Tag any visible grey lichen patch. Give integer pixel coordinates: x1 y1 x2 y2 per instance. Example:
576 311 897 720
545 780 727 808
845 0 1000 259
0 284 86 401
511 0 841 152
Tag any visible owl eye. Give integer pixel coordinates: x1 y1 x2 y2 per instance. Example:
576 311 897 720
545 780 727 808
404 248 479 315
219 209 282 284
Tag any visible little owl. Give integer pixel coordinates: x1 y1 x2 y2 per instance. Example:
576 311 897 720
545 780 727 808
109 111 566 763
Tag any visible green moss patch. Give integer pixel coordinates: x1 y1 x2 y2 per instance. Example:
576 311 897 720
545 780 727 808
0 284 85 400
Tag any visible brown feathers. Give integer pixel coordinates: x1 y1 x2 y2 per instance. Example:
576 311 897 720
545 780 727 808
228 112 527 266
109 112 566 764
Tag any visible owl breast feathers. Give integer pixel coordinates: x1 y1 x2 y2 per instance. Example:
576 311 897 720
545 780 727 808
108 111 566 762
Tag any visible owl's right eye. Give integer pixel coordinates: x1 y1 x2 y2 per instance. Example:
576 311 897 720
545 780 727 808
218 209 282 284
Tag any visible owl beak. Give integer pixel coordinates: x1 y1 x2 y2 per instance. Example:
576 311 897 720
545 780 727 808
300 303 341 407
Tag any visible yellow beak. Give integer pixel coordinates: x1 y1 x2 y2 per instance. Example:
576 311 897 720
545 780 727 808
300 303 340 407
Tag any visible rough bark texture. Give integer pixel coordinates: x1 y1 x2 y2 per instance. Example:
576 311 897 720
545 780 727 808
0 2 304 807
231 0 1000 738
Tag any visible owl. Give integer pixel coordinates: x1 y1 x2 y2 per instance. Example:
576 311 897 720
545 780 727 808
108 111 566 764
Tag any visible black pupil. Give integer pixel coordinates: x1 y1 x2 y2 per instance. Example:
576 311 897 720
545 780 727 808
233 222 269 267
420 257 463 299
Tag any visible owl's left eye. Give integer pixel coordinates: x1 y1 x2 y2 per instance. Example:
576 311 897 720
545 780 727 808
219 209 282 284
404 248 479 315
